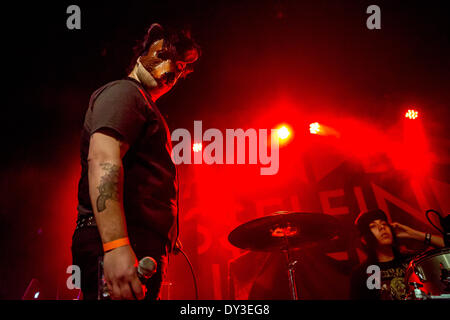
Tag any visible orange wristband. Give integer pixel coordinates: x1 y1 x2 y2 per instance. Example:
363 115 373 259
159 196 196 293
103 237 130 252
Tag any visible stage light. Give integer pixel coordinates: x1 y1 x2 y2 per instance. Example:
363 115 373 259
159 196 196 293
34 292 40 299
193 143 202 152
405 109 418 120
277 126 290 140
309 122 320 134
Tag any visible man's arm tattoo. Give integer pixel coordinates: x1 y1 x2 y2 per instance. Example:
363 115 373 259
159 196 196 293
96 163 121 212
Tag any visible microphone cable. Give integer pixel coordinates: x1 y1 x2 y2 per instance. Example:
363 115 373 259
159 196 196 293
173 166 199 300
425 209 445 235
175 245 199 300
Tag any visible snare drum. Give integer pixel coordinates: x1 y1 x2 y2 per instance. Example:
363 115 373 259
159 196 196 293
405 247 450 299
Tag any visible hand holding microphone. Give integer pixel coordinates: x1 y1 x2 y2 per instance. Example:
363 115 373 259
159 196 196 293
101 245 157 300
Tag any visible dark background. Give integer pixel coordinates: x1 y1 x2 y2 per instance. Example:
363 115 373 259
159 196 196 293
1 0 449 299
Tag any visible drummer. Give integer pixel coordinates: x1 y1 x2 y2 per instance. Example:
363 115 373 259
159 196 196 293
349 209 444 300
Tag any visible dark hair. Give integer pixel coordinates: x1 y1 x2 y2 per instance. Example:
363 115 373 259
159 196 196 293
361 223 402 264
354 209 402 263
126 23 201 75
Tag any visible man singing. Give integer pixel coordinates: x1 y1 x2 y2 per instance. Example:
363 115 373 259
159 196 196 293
71 23 200 300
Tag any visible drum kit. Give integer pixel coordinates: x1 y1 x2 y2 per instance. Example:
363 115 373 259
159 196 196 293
228 211 341 300
227 211 450 300
405 247 450 300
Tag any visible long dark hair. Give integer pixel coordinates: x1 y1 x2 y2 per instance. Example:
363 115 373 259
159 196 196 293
126 23 201 75
362 224 402 264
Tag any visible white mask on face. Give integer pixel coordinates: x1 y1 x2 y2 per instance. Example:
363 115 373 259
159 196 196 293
135 57 158 90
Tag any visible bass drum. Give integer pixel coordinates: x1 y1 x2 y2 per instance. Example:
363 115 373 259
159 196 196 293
405 247 450 298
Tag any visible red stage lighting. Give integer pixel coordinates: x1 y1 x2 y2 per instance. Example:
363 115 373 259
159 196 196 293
309 122 320 134
405 109 419 120
277 126 290 140
193 143 202 152
274 124 293 146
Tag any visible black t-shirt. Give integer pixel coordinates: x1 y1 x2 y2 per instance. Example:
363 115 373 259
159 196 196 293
76 77 178 248
350 255 412 300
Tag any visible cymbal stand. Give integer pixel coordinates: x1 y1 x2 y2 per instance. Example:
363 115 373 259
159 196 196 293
282 232 299 300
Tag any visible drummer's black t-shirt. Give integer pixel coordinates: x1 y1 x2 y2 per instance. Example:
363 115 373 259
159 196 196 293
76 77 178 248
350 255 413 300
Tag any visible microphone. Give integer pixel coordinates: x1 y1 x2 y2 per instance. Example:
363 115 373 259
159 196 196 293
137 256 157 283
98 256 157 299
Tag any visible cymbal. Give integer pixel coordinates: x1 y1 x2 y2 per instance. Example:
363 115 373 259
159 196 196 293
228 211 340 252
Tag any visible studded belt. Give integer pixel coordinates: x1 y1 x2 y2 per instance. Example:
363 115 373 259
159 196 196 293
76 215 97 230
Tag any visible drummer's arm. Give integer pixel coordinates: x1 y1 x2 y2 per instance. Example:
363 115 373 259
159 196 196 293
412 231 444 248
391 222 445 248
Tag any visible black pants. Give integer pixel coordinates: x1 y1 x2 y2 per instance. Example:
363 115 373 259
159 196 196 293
71 226 169 300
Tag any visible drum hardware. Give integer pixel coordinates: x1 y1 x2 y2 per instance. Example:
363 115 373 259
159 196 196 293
405 247 450 300
279 221 299 300
413 265 425 282
439 262 450 292
228 211 340 300
406 282 450 300
404 210 450 300
407 282 427 300
427 294 450 299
